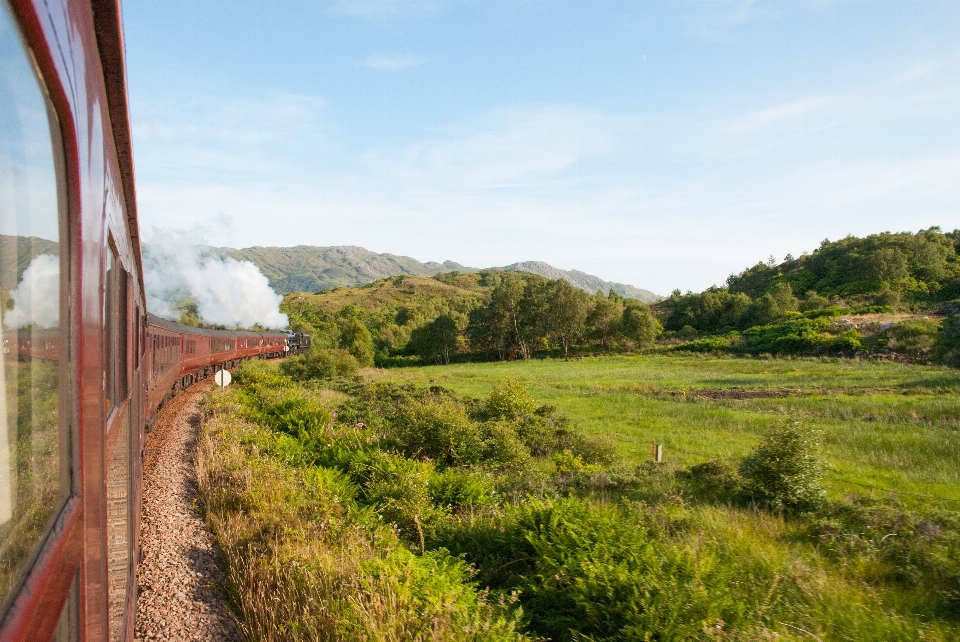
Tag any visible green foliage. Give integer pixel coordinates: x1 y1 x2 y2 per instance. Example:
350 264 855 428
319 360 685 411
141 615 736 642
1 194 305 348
428 468 497 512
409 313 461 364
485 378 536 419
279 347 360 381
440 498 760 642
677 459 742 502
739 423 825 512
340 317 374 366
481 421 533 472
394 398 485 467
935 315 960 367
619 301 661 349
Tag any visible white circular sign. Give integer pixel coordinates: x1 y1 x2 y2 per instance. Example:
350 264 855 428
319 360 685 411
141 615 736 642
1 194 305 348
214 369 232 387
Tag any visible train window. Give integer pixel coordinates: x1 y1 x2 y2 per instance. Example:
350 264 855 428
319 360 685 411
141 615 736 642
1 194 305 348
105 246 129 406
0 0 70 613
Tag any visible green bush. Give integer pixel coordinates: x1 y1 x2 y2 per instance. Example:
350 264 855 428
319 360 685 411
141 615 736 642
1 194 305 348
428 468 497 512
570 434 618 466
511 499 749 641
481 421 532 472
935 314 960 366
394 398 485 467
677 459 742 502
359 451 446 537
739 423 825 512
886 318 940 356
280 347 360 381
485 378 536 419
672 332 740 353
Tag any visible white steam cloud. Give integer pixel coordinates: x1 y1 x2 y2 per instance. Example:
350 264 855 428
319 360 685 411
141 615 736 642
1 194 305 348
144 230 288 329
3 253 59 329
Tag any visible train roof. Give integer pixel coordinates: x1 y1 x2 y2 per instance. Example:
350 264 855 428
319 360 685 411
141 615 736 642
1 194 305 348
147 313 287 338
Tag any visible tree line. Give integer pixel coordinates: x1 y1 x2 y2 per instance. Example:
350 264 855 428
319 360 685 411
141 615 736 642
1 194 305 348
414 272 660 364
282 271 661 367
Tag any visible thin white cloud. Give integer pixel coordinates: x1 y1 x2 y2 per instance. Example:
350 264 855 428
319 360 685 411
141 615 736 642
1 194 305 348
684 0 778 41
391 104 618 188
358 54 426 71
327 0 446 21
727 95 837 132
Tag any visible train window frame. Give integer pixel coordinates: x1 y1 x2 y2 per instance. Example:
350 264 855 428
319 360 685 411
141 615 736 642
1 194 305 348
104 238 129 410
0 0 76 621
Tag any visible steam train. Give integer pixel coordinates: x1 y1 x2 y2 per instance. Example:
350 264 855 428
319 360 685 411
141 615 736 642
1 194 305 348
0 1 308 639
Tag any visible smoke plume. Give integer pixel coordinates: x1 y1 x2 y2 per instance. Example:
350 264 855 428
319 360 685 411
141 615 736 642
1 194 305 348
3 253 59 329
143 229 288 329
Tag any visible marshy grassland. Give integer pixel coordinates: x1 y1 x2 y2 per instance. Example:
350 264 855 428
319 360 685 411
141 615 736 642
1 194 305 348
197 354 960 641
381 355 960 503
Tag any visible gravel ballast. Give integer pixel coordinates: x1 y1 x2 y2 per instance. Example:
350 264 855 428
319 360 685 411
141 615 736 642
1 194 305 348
135 381 242 641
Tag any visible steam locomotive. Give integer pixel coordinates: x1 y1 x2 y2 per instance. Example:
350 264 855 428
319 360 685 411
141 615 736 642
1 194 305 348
0 1 306 639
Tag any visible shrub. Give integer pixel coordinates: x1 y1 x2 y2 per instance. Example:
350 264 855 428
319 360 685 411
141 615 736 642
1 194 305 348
570 434 618 466
874 288 902 308
829 329 863 353
935 314 960 367
360 451 446 538
677 459 742 502
739 423 824 512
280 347 360 381
672 332 740 353
886 318 940 356
512 414 561 456
481 421 532 472
485 378 536 420
340 318 375 367
394 398 485 467
428 468 497 512
510 499 749 641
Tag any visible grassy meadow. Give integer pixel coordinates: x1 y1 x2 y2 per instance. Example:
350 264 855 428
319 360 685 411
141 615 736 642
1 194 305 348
379 354 960 504
198 353 960 641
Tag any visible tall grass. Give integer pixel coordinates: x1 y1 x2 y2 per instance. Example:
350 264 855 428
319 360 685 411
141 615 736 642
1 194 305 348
196 356 960 640
196 385 528 641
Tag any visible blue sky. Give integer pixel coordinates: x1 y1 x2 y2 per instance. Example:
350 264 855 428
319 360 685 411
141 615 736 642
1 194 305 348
124 0 960 295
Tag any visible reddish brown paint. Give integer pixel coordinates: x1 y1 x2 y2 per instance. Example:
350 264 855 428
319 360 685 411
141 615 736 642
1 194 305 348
3 3 294 639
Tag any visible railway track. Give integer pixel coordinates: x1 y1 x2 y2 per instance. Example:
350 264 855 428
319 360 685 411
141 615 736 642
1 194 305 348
135 381 241 641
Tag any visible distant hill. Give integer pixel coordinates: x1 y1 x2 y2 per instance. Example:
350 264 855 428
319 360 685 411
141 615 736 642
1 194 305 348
498 261 660 303
208 244 661 303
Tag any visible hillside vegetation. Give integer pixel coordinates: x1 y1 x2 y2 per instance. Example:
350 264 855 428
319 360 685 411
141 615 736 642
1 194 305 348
207 244 659 301
280 228 960 368
198 357 960 640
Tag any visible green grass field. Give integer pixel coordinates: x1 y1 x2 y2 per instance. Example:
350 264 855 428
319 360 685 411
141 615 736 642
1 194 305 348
375 354 960 504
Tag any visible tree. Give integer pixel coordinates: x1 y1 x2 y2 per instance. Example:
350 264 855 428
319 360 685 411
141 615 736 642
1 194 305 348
410 314 460 364
339 317 374 367
768 282 798 312
742 294 782 328
620 302 661 349
489 276 531 359
544 280 589 358
587 292 623 350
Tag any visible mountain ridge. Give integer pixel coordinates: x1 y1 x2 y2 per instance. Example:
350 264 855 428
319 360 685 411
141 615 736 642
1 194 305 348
207 244 661 303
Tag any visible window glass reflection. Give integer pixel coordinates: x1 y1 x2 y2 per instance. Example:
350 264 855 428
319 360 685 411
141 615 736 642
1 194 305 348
0 0 67 610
